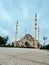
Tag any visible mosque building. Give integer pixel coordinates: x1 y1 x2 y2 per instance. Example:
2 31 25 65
14 14 40 48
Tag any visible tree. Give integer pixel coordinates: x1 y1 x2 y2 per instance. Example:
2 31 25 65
45 44 49 50
11 42 14 47
0 36 8 47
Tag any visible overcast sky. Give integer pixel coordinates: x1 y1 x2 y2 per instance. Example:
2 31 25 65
0 0 49 45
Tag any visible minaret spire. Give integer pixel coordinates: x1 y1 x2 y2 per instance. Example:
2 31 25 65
38 27 40 42
34 13 37 40
14 20 18 47
16 20 18 36
25 30 26 35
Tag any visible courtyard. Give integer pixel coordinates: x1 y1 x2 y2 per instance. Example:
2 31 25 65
0 48 49 65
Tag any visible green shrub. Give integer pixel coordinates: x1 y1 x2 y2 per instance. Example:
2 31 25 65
45 44 49 50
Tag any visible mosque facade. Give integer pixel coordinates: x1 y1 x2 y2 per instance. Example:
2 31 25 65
14 34 40 48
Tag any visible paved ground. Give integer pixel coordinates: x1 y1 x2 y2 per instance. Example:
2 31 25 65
0 47 49 65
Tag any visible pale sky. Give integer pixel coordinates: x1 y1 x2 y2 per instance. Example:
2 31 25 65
0 0 49 45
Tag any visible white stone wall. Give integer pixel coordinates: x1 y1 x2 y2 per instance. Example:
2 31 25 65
18 38 39 48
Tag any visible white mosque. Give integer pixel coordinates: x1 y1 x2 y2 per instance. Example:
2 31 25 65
14 14 40 48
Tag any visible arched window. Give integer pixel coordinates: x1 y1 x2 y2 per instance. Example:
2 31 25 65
25 41 29 47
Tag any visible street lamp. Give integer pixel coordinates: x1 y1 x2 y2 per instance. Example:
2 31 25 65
43 37 47 47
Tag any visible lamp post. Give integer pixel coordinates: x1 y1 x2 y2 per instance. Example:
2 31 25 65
43 37 47 48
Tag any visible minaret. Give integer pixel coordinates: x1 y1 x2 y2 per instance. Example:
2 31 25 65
38 27 40 42
25 30 26 35
16 20 18 36
14 20 18 47
34 13 37 40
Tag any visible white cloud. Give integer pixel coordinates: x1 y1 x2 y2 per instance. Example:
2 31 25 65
21 4 29 18
0 27 9 35
0 2 13 24
16 3 29 21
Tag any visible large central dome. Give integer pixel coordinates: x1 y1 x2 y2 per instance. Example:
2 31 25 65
24 34 33 39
